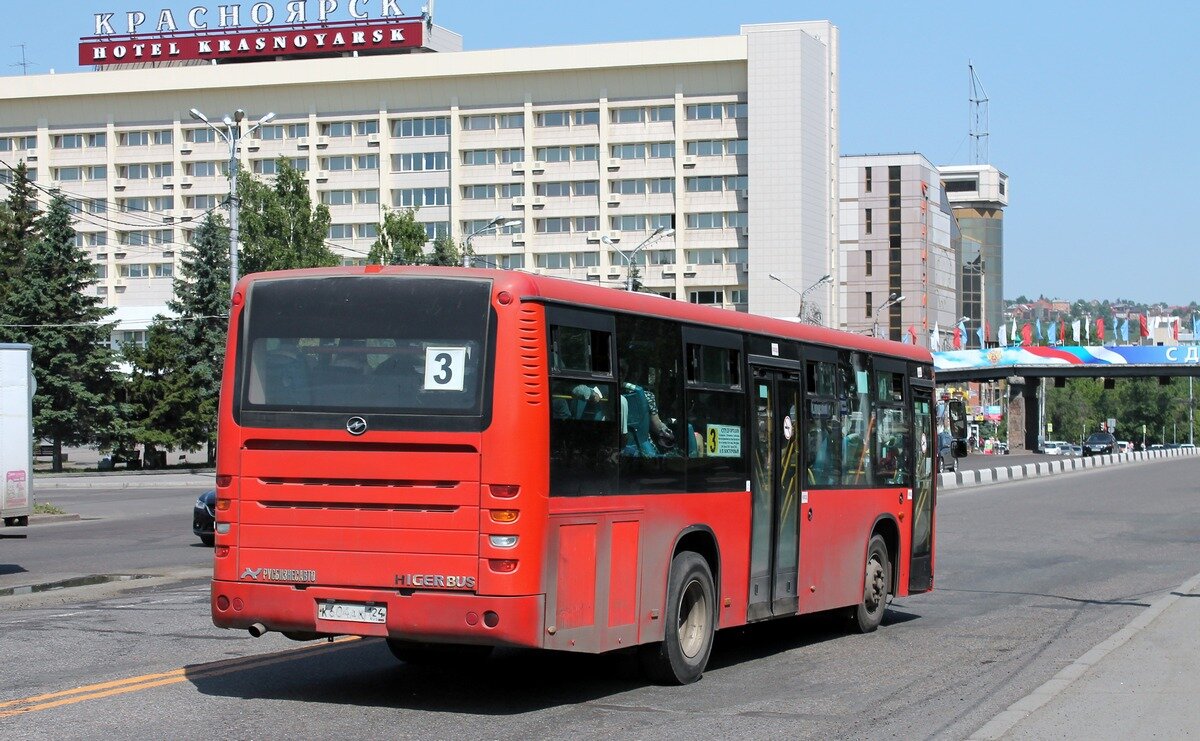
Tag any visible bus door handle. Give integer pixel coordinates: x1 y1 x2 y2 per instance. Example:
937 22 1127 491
806 507 813 522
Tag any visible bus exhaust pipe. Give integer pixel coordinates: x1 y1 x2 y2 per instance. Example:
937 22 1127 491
248 623 268 638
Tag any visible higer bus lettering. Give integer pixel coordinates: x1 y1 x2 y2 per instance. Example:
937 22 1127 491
394 574 476 590
94 1 408 35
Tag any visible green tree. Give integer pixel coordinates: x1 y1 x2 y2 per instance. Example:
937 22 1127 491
237 158 338 274
0 161 41 306
167 212 231 462
367 207 428 265
120 321 190 466
427 233 462 267
0 193 117 471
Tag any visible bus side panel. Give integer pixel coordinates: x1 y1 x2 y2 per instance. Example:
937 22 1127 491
798 487 909 614
543 492 749 653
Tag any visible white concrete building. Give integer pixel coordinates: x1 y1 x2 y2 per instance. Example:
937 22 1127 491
0 19 840 342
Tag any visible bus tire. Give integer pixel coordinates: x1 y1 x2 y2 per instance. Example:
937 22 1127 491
385 638 493 665
639 551 716 685
853 534 891 633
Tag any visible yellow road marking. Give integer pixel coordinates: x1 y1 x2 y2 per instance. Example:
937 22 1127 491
0 636 362 719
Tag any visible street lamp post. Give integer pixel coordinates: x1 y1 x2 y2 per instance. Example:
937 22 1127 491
462 216 523 267
873 292 906 339
601 226 674 291
189 107 275 295
768 273 832 323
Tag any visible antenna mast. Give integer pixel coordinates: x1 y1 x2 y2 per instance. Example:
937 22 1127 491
969 61 989 164
10 44 34 75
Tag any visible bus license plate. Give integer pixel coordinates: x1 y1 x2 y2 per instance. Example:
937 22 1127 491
317 601 387 624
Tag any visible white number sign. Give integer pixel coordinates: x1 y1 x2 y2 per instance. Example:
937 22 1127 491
423 347 466 391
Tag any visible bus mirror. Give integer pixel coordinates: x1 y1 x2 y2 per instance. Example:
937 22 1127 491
947 400 968 439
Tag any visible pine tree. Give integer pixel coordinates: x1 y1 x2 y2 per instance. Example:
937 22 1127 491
0 161 42 306
367 207 428 265
121 321 190 466
428 233 462 267
166 212 231 462
0 193 117 471
237 158 338 274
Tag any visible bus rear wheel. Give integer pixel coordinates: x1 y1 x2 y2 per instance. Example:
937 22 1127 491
385 638 493 665
639 551 716 685
852 534 891 633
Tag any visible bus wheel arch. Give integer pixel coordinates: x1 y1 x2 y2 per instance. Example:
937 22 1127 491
639 526 721 685
853 516 899 634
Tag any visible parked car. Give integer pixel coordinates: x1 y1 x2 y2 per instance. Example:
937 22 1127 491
192 489 215 546
1040 441 1066 455
994 442 1009 455
937 432 958 473
1117 440 1132 453
1181 443 1196 451
1068 444 1083 456
1083 432 1117 456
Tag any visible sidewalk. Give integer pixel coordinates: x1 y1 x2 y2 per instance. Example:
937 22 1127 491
971 571 1200 739
34 469 215 490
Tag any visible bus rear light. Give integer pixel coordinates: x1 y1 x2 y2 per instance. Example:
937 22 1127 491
216 498 231 511
216 523 231 535
216 475 232 487
488 559 518 573
216 595 230 611
488 535 518 549
215 545 230 557
483 611 500 628
489 484 519 499
490 509 519 523
497 291 513 306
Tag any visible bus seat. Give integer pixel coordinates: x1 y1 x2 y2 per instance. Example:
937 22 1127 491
622 385 657 457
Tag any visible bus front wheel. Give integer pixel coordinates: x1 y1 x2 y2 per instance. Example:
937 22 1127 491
639 551 716 685
852 534 891 633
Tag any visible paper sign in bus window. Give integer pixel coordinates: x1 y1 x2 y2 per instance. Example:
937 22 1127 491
423 347 467 391
705 424 741 458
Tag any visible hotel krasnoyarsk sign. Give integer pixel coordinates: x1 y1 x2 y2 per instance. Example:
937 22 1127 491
80 1 425 66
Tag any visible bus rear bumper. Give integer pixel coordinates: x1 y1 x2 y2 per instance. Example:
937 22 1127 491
211 580 546 649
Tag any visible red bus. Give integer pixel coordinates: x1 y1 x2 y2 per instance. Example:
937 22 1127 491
212 266 937 684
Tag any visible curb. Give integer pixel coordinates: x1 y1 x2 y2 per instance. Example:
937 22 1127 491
939 448 1198 492
34 478 215 490
29 513 81 524
968 570 1200 740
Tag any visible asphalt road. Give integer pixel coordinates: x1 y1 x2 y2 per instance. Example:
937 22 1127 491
1 459 1198 738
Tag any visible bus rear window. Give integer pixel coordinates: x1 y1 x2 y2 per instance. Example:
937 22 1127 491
239 275 492 418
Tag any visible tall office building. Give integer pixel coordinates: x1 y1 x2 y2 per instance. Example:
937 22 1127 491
838 154 958 346
938 164 1008 345
0 15 840 344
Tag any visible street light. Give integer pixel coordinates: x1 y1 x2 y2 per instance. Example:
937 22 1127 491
462 215 523 267
189 107 275 295
768 273 832 323
873 292 905 339
601 226 674 291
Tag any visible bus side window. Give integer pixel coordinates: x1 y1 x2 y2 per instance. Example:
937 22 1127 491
804 360 841 487
873 370 910 485
547 317 618 497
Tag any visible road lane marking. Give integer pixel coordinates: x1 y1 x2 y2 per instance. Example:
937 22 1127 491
0 636 362 718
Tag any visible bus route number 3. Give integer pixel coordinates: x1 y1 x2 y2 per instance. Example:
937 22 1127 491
423 347 467 391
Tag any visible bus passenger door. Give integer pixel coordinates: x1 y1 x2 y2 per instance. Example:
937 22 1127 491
747 366 801 621
909 388 935 592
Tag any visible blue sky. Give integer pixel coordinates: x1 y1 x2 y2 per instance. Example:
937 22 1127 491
3 1 1196 305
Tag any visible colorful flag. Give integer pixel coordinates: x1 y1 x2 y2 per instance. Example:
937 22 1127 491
1139 314 1149 338
932 323 941 349
1021 323 1033 345
905 325 917 345
1086 316 1092 343
1096 317 1105 343
1173 317 1180 341
986 321 992 343
952 326 962 350
975 326 984 348
1048 322 1058 345
1072 320 1081 344
1120 319 1129 344
1035 319 1043 342
999 323 1008 346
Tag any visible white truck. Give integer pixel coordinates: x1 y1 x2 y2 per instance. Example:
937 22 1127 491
1 344 34 529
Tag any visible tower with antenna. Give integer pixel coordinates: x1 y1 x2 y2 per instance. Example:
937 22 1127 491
969 61 989 164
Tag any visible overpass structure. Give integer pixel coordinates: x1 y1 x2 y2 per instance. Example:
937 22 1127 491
933 346 1200 452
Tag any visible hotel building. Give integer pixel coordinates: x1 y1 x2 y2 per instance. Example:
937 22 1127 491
0 17 840 342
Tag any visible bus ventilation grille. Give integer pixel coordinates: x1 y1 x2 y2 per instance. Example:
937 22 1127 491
518 307 544 406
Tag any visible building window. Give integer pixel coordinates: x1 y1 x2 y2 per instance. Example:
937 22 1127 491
573 110 600 126
500 148 524 163
649 142 675 158
865 249 873 276
865 292 873 318
573 145 598 161
460 149 497 166
536 111 569 128
394 116 449 137
865 208 872 235
355 120 379 136
392 187 449 208
944 179 977 193
329 224 354 239
689 290 723 305
498 113 524 129
865 167 872 192
322 122 354 137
